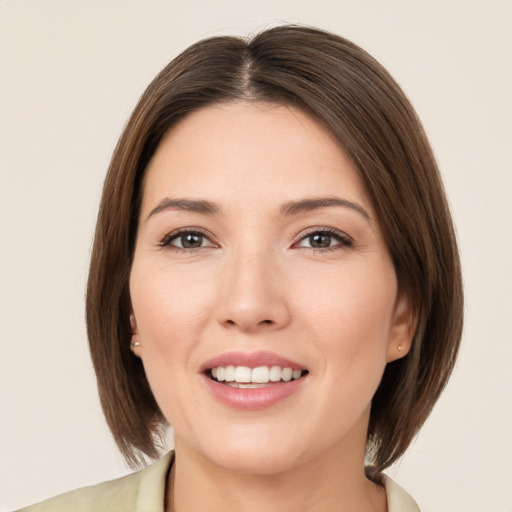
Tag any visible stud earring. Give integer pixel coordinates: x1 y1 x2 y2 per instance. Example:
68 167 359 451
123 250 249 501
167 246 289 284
130 340 141 352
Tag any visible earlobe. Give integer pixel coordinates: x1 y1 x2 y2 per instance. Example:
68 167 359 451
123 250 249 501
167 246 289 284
130 336 142 357
129 312 142 358
386 295 416 363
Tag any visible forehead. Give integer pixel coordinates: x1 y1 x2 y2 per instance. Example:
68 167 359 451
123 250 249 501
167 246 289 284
141 101 372 215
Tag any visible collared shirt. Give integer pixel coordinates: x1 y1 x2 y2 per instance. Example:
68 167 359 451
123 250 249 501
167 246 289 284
18 452 420 511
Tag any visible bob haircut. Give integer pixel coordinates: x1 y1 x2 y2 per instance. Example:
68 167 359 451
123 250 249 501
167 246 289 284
86 24 463 473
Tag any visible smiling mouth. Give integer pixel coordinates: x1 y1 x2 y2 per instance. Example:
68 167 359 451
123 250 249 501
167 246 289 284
208 365 308 388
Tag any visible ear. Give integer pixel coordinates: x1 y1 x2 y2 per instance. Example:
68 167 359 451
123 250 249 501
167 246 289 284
130 312 142 358
386 295 416 363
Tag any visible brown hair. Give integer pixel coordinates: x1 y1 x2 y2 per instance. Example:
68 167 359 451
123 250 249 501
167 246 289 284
86 24 463 472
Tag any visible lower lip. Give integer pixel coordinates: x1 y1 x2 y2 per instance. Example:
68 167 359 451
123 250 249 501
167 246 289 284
202 375 306 410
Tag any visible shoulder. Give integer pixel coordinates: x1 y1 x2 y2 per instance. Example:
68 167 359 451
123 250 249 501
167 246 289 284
380 473 421 512
16 452 174 512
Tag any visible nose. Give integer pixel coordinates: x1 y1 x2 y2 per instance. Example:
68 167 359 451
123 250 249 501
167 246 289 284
216 248 291 333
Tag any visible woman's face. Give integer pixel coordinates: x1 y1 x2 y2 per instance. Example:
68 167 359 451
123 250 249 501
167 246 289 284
130 102 412 475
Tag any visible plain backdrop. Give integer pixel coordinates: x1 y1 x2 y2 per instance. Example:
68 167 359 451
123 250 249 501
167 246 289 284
1 1 511 511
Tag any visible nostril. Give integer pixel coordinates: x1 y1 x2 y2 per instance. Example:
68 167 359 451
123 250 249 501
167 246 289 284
221 315 283 331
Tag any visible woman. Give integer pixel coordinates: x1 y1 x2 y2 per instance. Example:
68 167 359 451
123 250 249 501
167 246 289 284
19 25 463 512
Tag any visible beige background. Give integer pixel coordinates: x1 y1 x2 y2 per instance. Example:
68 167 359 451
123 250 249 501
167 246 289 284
1 1 511 510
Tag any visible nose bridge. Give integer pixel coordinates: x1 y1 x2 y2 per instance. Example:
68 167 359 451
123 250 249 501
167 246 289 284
217 239 289 332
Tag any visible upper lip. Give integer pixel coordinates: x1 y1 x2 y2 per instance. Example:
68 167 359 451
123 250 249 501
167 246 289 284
200 351 307 372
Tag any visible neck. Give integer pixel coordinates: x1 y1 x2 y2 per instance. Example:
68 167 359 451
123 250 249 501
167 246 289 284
167 432 386 512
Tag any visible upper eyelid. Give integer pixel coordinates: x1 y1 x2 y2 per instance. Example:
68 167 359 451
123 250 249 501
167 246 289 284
157 226 352 247
159 227 215 246
292 226 352 243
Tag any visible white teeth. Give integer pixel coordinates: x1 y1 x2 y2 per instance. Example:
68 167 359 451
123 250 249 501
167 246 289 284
282 367 293 382
210 365 304 384
225 365 236 382
226 382 268 389
269 365 282 382
235 366 251 383
251 366 270 383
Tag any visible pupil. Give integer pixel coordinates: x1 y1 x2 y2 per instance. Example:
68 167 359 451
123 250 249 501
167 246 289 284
310 233 330 248
182 233 202 248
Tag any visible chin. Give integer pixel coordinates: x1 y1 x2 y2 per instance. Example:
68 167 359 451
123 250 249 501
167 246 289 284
189 431 306 476
213 445 301 475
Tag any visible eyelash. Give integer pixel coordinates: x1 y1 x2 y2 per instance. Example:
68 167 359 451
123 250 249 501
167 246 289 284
157 227 353 253
158 227 215 253
292 227 353 252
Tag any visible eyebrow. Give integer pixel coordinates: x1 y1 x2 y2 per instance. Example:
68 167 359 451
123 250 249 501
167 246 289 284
146 198 220 221
279 197 371 220
146 196 371 222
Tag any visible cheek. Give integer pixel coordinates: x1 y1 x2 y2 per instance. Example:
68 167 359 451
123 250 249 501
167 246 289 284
131 264 212 348
129 266 210 426
129 265 214 412
300 262 397 369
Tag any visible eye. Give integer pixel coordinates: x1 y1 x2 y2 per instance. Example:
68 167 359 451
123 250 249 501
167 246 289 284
159 229 216 251
294 229 352 250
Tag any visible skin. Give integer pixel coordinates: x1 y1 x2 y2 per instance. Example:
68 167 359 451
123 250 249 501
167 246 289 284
129 102 414 512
